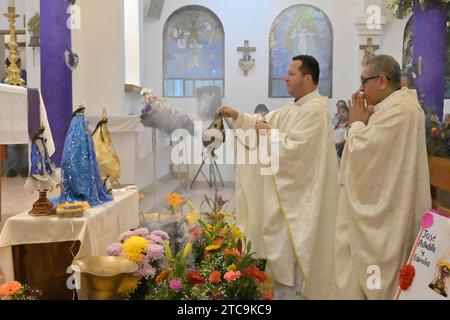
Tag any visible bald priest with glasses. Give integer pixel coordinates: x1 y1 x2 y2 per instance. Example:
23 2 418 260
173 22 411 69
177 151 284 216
334 54 431 299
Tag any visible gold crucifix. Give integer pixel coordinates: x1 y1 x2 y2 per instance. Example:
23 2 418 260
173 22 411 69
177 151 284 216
359 37 379 66
237 40 256 76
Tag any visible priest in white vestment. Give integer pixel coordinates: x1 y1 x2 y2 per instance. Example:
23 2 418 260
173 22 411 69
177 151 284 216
335 55 431 300
219 55 339 300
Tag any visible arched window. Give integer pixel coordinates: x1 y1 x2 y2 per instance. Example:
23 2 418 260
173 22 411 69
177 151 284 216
269 5 333 98
163 6 224 97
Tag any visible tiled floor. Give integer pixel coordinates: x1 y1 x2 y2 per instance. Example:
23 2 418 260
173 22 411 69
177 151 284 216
0 174 236 232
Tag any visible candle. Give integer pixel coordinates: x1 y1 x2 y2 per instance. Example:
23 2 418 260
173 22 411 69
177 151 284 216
8 0 15 8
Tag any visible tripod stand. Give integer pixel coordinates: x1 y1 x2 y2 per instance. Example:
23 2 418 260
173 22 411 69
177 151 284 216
190 151 224 189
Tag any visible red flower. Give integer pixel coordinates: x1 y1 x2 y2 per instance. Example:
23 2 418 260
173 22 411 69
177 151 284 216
214 237 223 246
209 271 222 284
186 269 205 284
243 265 267 282
399 264 416 290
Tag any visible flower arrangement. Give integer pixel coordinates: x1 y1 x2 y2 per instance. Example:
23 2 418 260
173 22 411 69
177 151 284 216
144 192 273 300
425 111 450 158
106 227 169 299
0 281 42 300
139 88 194 135
388 0 450 19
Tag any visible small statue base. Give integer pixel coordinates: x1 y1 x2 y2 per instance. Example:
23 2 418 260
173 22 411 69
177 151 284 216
29 191 54 216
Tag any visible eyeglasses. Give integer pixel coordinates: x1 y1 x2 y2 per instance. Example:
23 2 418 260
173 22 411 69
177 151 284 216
360 74 381 85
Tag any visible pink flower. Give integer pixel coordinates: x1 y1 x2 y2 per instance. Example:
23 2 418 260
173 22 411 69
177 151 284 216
224 271 241 283
169 279 183 293
118 230 135 242
151 230 170 241
132 228 150 238
145 234 164 245
133 256 156 278
188 226 203 241
147 244 165 261
106 243 123 256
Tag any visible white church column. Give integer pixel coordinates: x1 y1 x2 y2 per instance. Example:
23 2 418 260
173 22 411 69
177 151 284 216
72 0 141 116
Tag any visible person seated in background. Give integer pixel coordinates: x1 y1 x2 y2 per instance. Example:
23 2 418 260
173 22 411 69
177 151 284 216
334 103 349 160
332 100 347 126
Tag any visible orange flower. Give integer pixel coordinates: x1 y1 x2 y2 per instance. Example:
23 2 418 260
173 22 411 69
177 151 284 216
214 237 223 246
243 265 267 282
156 268 173 284
0 281 22 297
224 248 241 258
166 192 184 212
209 271 221 284
186 269 205 284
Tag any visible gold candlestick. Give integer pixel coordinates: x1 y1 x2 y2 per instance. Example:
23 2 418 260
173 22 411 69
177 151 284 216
4 6 25 87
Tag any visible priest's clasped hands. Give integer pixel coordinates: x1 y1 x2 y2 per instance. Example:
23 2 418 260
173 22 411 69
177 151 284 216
218 106 271 134
348 91 375 126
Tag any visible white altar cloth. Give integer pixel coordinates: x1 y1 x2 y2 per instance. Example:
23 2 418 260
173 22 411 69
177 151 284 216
0 83 54 153
0 187 139 281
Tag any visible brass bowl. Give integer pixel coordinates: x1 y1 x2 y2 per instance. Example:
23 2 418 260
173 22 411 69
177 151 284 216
72 256 138 300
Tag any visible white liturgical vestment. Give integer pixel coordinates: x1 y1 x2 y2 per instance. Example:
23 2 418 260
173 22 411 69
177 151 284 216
233 90 339 299
335 88 431 300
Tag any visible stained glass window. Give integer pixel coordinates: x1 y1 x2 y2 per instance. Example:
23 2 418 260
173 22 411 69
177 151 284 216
269 5 333 98
163 6 224 98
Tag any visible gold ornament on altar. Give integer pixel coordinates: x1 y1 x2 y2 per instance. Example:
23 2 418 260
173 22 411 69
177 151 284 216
56 201 90 217
3 5 25 87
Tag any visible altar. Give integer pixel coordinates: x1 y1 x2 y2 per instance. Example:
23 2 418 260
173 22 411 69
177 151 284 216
0 83 55 220
0 188 139 299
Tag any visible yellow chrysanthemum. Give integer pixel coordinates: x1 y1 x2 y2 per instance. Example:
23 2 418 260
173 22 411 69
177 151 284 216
122 236 149 263
227 263 237 272
118 275 140 296
185 211 200 225
205 244 220 252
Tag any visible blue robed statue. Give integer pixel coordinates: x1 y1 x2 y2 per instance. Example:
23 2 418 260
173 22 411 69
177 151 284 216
54 106 112 207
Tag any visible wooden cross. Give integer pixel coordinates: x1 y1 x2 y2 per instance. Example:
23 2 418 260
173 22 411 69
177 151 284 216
359 37 379 66
237 40 256 60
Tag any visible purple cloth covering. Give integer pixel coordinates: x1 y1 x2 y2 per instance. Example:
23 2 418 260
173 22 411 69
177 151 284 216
27 88 41 139
40 0 73 166
413 1 446 119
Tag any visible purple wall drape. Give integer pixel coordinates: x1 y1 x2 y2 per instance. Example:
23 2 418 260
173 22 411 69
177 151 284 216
413 1 446 119
40 0 72 166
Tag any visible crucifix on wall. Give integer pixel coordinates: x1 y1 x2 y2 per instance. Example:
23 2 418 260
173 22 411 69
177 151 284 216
359 37 379 66
237 40 256 76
